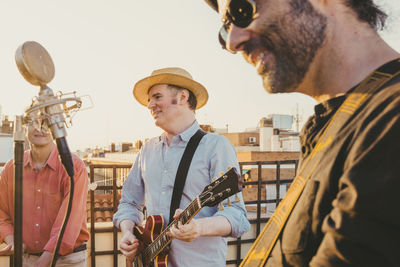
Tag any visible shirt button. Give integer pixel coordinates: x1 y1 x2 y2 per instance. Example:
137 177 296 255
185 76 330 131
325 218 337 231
37 189 41 192
35 224 39 227
37 206 41 210
35 241 39 244
162 191 165 195
164 170 168 173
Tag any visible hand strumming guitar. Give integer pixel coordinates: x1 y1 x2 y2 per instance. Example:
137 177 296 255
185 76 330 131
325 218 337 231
119 220 140 261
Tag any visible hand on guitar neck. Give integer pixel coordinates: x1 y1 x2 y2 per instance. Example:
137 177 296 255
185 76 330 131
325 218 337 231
167 209 231 242
166 209 202 242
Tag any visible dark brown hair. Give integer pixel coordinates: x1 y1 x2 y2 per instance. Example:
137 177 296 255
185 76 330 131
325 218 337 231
205 0 387 30
346 0 387 30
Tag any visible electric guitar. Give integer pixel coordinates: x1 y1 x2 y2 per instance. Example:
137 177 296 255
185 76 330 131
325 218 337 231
126 167 243 267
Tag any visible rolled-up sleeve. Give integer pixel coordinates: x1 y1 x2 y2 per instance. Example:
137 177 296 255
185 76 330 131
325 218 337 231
209 136 250 238
113 149 145 228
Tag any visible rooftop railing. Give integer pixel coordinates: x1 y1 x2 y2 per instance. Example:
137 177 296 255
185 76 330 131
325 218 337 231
0 159 297 266
87 160 298 267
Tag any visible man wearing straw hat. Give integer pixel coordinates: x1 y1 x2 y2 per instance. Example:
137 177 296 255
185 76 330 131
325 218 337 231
113 67 250 266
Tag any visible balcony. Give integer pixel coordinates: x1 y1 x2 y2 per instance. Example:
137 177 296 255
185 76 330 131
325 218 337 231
0 160 297 266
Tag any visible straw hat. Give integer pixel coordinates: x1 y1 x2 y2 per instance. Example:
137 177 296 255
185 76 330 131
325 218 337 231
133 67 209 109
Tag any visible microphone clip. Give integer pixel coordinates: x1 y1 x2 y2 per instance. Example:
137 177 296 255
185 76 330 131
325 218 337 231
24 86 82 139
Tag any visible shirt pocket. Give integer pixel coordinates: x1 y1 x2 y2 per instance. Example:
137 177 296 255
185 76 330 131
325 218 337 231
48 175 62 195
281 179 319 253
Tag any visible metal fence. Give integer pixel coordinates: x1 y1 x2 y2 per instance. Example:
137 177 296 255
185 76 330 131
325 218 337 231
87 160 298 267
88 164 131 267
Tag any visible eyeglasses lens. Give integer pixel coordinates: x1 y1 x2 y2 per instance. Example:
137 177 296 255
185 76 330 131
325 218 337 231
218 24 229 48
218 0 256 49
229 0 254 28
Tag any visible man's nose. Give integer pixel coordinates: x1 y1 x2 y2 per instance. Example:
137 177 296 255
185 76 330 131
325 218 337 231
226 25 251 53
147 99 154 110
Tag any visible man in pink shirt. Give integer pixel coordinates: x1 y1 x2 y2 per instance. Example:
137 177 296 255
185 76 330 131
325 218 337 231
0 122 89 266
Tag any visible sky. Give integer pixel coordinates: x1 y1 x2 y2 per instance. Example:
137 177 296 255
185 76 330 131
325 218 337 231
0 0 399 151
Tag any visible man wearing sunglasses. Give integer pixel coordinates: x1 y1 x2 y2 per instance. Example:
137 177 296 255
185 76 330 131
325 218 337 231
204 0 400 266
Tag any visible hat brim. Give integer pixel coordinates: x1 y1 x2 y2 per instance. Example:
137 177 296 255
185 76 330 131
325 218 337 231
133 73 209 110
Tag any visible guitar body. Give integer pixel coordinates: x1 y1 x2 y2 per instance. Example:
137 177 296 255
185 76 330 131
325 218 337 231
127 215 169 267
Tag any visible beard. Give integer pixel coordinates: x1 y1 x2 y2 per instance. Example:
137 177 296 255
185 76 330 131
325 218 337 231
245 0 327 93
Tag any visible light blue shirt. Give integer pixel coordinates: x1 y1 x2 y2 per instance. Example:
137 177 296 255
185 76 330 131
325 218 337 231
113 121 250 266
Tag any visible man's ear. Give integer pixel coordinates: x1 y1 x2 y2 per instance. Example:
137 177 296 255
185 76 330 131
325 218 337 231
179 89 190 105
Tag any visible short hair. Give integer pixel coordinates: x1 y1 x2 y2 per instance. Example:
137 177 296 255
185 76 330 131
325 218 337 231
168 85 197 110
205 0 387 30
346 0 387 30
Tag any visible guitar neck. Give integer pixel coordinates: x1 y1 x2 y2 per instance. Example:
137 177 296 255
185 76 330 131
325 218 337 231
142 197 202 264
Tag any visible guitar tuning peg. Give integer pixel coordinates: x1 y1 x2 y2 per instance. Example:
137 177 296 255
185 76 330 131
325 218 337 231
226 166 231 171
219 203 224 211
219 171 224 177
212 177 217 182
234 194 240 203
227 199 232 206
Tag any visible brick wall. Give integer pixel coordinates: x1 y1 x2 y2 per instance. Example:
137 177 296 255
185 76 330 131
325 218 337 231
237 151 299 162
221 132 260 146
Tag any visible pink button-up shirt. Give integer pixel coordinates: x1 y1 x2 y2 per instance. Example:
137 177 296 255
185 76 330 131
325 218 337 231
0 145 89 255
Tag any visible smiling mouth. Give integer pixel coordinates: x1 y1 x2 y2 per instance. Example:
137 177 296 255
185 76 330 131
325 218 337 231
152 111 161 118
251 52 270 75
243 48 270 74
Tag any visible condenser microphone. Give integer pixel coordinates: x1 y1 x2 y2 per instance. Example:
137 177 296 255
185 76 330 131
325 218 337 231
15 41 81 139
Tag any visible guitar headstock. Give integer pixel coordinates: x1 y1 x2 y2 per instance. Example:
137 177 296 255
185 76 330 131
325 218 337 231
199 167 243 207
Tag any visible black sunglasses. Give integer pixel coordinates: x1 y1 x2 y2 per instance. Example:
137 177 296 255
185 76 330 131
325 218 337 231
218 0 257 50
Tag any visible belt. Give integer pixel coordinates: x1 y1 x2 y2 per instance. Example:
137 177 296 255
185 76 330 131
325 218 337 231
28 243 87 257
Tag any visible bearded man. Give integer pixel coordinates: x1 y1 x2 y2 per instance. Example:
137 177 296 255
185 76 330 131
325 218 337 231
203 0 400 266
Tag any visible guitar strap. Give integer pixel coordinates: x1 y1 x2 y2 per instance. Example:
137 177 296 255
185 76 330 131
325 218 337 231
169 128 207 225
240 59 400 267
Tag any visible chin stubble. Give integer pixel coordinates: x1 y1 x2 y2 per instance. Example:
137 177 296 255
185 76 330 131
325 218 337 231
260 0 327 94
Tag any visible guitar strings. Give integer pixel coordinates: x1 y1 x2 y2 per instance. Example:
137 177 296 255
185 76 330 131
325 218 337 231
142 199 201 261
141 179 222 262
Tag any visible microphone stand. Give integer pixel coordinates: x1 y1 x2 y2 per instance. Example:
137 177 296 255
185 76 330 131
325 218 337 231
33 85 77 267
13 116 24 267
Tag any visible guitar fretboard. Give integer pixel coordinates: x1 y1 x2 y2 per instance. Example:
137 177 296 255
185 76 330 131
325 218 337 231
142 197 202 264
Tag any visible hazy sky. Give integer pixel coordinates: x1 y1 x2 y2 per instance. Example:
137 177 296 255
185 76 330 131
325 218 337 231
1 0 399 151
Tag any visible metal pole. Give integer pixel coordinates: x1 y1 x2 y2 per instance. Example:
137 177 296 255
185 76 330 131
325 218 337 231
13 115 25 267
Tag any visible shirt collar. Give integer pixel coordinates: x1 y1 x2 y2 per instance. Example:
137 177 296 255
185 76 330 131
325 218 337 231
158 120 201 144
24 144 58 171
179 120 200 142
